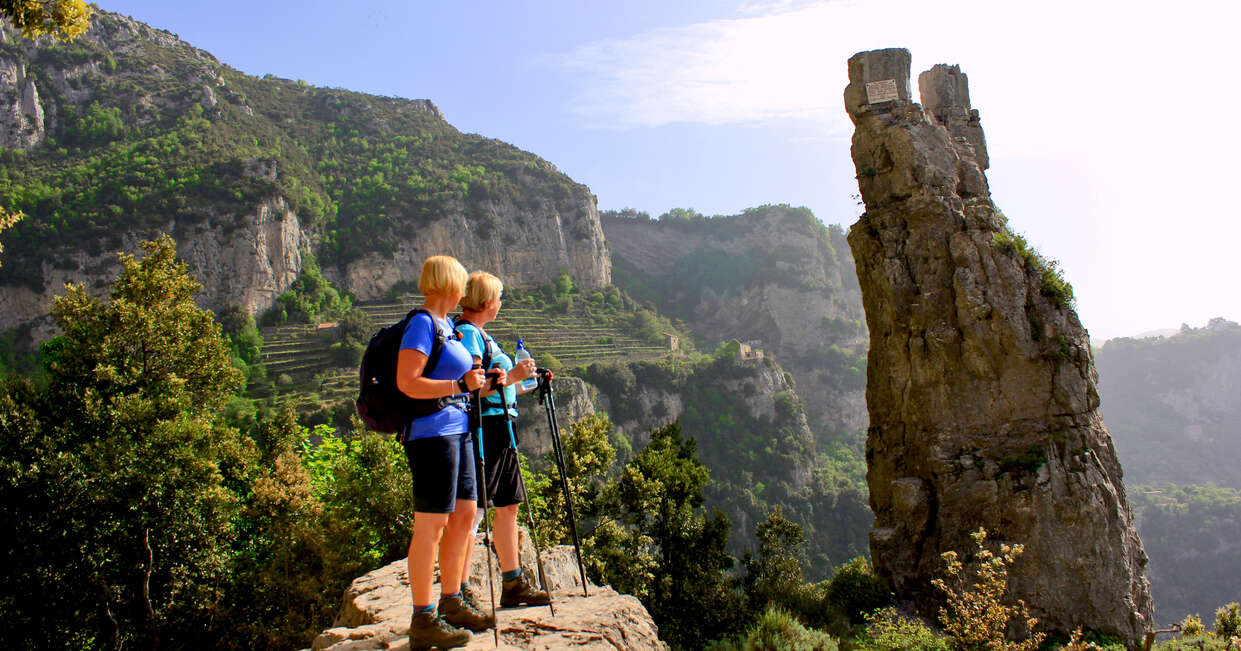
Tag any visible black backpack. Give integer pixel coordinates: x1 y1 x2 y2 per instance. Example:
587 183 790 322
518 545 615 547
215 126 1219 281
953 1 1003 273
356 308 452 434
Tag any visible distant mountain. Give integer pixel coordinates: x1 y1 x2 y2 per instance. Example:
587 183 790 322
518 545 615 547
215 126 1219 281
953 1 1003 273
0 10 608 331
1096 317 1241 489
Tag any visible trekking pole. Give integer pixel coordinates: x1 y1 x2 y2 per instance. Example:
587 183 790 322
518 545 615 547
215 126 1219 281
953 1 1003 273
508 416 556 616
472 383 499 646
537 368 589 597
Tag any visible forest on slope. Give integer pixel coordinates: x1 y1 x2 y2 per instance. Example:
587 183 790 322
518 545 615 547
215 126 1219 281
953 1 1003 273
0 9 599 304
1096 319 1241 622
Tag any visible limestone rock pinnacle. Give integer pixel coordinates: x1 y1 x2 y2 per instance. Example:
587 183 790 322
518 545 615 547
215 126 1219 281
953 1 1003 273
843 48 1153 644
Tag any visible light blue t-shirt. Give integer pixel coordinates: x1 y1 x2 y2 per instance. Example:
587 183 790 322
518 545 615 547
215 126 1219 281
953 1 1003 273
457 322 518 419
399 311 472 440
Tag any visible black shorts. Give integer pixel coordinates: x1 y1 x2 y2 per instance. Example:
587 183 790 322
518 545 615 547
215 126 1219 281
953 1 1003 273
403 432 478 514
475 416 525 508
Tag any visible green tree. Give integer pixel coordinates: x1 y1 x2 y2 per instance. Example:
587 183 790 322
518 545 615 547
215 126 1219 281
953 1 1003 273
612 420 746 648
330 306 374 367
0 0 93 41
742 509 807 614
0 236 249 649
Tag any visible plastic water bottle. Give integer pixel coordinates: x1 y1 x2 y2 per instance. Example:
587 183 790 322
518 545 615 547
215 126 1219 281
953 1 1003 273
514 339 538 391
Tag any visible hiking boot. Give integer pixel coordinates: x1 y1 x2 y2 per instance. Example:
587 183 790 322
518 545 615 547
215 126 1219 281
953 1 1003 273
438 594 495 631
500 574 551 608
407 611 470 650
461 581 486 612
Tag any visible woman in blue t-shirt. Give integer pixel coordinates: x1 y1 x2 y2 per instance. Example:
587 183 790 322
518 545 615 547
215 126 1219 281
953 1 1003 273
395 255 494 647
455 271 550 608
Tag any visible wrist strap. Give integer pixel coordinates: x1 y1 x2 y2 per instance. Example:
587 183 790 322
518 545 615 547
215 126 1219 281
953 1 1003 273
457 378 468 393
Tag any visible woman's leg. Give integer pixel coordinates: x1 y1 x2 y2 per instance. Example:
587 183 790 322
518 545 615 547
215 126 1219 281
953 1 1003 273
408 512 449 606
493 504 520 573
439 498 478 590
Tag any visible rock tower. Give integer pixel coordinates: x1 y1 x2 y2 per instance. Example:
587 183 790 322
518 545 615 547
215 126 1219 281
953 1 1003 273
844 48 1153 643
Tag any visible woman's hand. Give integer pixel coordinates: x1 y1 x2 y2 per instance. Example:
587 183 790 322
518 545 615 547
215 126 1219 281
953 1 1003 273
488 367 508 388
462 367 487 392
511 358 537 381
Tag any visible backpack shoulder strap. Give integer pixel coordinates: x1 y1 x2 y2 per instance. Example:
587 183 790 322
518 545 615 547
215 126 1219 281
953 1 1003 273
410 308 449 376
453 317 492 370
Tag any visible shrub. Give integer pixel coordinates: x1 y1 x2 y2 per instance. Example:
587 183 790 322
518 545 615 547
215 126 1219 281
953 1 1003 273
992 229 1075 309
1181 614 1205 636
1218 602 1241 638
855 607 947 651
741 606 838 651
932 528 1045 651
540 352 564 374
824 556 893 624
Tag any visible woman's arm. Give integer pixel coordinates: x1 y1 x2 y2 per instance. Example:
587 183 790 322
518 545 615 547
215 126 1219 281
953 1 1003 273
396 349 484 398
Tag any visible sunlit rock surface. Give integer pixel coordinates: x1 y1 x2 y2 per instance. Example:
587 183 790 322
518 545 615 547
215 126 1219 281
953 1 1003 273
844 48 1153 644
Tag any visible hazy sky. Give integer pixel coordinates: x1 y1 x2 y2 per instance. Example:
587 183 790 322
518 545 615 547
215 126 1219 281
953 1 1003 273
100 0 1240 342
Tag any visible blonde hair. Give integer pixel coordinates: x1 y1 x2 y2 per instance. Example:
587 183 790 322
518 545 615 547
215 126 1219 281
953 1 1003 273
418 255 467 296
461 271 503 311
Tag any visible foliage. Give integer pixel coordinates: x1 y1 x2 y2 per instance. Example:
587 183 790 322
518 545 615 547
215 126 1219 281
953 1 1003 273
991 229 1075 309
540 351 564 374
262 249 352 325
0 236 247 648
533 416 747 649
582 354 872 579
1060 628 1126 651
1129 484 1241 623
931 528 1045 651
1218 603 1241 639
1180 614 1206 636
824 556 893 625
219 303 266 387
330 306 374 367
712 606 840 651
0 0 92 41
856 607 949 651
0 205 19 268
742 509 806 613
0 10 590 285
1151 634 1241 651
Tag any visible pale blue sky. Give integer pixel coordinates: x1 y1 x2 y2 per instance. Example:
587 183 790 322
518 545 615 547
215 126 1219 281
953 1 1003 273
100 0 1241 342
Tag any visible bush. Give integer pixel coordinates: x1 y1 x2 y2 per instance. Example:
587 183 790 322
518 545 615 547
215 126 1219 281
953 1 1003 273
540 352 564 374
824 556 893 625
855 607 947 651
736 606 839 651
1181 614 1205 636
1217 602 1241 638
932 528 1045 651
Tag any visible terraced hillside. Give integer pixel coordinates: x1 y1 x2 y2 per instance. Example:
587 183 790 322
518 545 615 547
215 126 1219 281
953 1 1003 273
252 293 674 412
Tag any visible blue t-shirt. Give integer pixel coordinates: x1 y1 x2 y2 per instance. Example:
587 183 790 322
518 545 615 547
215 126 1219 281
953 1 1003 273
457 322 518 419
399 311 472 440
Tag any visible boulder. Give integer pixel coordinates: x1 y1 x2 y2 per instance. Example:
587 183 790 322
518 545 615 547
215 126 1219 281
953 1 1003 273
307 532 666 651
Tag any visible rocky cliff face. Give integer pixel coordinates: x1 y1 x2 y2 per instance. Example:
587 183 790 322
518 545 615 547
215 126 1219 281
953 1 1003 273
603 206 867 438
0 11 609 330
307 533 665 651
844 49 1152 642
335 185 609 303
0 195 307 331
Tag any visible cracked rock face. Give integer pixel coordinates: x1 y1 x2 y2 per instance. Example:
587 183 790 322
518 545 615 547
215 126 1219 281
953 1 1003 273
844 48 1152 644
